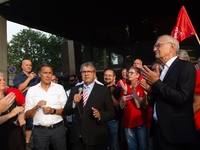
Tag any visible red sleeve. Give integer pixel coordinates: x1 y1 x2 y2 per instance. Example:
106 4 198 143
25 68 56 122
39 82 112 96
5 87 25 105
116 81 121 87
139 85 145 98
16 89 25 105
195 70 200 94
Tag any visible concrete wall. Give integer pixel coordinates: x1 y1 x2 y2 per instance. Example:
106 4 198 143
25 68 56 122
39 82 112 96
0 16 7 82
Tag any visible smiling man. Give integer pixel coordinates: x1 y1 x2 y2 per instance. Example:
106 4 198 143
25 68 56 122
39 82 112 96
64 62 115 150
25 63 67 150
104 68 121 150
141 35 196 150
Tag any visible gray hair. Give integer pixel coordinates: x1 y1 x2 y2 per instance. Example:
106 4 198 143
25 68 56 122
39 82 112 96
0 72 5 77
178 49 190 61
158 35 180 54
80 62 96 72
0 73 7 93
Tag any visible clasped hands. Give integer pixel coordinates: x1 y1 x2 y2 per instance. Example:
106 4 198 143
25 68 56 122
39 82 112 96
74 94 101 119
34 100 54 114
140 65 160 85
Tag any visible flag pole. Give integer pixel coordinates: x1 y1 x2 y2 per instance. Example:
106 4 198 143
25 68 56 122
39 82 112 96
195 34 200 45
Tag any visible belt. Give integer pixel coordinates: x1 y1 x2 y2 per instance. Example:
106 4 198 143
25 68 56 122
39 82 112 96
34 121 62 130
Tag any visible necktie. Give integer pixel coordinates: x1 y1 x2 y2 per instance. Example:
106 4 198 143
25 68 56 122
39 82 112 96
83 86 88 107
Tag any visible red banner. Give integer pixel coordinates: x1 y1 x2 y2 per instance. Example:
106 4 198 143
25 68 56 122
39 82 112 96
171 6 196 43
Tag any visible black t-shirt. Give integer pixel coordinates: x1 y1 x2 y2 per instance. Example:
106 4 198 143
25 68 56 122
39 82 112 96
108 85 121 120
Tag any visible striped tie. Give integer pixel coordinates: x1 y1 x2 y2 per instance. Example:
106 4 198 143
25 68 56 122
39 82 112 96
83 86 88 107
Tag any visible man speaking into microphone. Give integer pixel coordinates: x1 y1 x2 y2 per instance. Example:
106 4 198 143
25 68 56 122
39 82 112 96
63 62 115 150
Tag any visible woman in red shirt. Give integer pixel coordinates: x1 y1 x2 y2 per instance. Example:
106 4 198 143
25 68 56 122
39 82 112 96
119 66 148 150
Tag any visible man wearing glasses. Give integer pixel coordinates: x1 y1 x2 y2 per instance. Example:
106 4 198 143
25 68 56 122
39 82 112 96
51 73 58 84
63 62 115 150
141 35 196 150
104 69 121 150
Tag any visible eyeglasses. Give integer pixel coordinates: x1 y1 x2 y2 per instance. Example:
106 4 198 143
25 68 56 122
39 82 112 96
51 79 58 81
128 71 136 75
70 79 77 82
104 74 114 77
81 70 94 75
153 42 172 49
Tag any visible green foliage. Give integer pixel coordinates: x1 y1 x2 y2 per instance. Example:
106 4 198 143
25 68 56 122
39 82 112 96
7 28 66 74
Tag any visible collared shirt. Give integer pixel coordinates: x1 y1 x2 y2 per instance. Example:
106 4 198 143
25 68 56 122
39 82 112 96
83 81 95 101
72 81 95 108
75 79 104 86
13 71 38 96
25 82 67 126
153 56 178 121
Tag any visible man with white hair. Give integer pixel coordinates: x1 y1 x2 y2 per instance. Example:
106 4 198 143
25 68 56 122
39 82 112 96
178 49 190 61
141 35 196 150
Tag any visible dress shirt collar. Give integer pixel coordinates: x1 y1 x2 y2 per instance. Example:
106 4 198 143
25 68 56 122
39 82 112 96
160 56 178 70
21 71 28 76
83 81 95 89
38 81 55 89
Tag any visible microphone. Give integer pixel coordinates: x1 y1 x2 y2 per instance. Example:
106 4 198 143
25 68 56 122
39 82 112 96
76 87 83 120
78 87 83 94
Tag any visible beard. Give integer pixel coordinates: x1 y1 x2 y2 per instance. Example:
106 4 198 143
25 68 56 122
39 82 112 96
104 80 112 86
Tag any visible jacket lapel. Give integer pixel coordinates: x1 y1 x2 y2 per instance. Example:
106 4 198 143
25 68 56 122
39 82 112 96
163 57 179 82
85 83 99 106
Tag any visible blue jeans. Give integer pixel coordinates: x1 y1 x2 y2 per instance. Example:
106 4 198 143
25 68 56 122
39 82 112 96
124 125 148 150
107 120 119 150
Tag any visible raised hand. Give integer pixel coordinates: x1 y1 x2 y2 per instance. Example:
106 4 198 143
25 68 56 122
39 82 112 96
140 65 160 85
119 80 127 93
91 107 101 119
0 92 15 114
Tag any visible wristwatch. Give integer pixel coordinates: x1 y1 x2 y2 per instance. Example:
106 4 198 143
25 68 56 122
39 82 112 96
51 108 56 115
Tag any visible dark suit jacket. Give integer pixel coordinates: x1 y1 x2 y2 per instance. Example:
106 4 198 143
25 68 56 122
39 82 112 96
149 57 196 144
63 83 115 146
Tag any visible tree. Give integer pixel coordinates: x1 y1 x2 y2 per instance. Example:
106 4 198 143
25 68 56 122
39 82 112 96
7 28 66 74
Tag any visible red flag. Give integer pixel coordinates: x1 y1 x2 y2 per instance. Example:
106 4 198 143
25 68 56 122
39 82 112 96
171 6 196 43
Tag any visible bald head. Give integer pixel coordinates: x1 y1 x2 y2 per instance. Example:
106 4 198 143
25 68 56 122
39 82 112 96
22 59 32 74
22 59 31 65
133 59 142 68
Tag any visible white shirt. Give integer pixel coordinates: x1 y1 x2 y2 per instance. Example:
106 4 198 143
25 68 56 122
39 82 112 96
153 56 178 121
25 82 67 126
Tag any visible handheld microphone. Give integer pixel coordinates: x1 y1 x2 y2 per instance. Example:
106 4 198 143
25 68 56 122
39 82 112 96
78 87 83 94
76 87 83 120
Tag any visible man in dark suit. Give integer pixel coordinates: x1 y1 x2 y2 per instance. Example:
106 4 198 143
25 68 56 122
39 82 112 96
63 62 115 150
141 35 196 150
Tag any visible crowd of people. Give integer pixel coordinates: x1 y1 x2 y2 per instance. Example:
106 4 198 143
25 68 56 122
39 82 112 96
0 34 200 150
